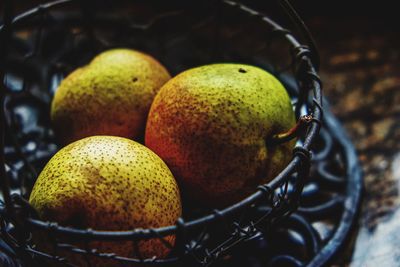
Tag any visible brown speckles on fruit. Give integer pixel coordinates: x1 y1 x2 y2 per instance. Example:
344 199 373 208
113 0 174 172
51 49 171 145
145 63 296 207
29 136 181 266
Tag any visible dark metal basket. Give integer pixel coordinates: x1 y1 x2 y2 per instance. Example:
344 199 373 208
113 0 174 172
0 1 362 266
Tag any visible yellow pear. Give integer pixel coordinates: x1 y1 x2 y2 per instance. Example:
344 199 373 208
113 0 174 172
145 64 296 207
29 136 181 266
51 49 171 145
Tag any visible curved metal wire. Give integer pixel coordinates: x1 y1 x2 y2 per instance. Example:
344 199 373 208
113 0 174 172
0 0 15 227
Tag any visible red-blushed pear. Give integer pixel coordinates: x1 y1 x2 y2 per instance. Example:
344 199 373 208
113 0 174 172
145 64 296 207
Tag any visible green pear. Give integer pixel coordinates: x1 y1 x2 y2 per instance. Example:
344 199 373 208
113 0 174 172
51 49 171 145
29 136 181 266
145 64 296 207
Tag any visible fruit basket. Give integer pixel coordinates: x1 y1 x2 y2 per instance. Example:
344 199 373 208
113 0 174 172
0 0 362 266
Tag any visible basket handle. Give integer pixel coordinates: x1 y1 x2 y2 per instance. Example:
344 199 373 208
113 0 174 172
278 0 320 71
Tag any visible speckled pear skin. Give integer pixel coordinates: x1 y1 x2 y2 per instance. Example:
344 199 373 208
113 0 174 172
145 64 296 207
29 136 181 266
51 49 171 145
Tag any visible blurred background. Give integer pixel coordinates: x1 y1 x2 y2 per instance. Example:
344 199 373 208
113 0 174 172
1 0 399 266
258 1 400 265
258 1 400 266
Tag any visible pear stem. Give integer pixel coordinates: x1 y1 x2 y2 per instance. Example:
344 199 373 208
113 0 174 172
268 114 314 145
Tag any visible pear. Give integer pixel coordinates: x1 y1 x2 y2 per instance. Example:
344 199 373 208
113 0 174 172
51 49 171 145
29 136 181 266
145 64 296 207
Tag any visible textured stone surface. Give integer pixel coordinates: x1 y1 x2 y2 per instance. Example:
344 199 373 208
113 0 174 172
308 16 400 266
